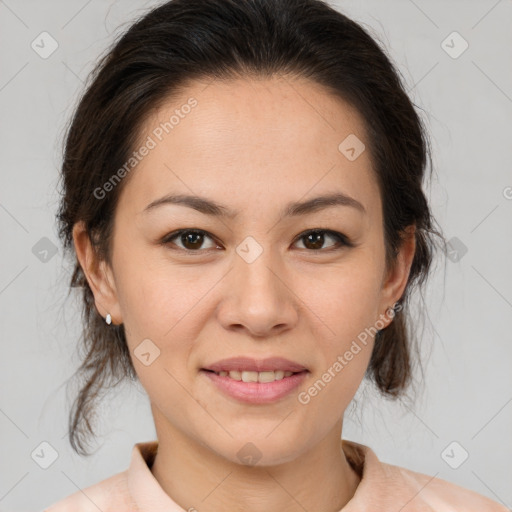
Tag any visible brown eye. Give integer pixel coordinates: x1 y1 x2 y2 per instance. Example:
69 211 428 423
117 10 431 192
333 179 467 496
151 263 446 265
163 229 218 251
294 230 350 251
161 228 351 254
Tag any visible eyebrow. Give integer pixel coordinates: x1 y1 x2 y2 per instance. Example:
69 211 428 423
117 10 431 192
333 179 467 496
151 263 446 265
142 191 366 219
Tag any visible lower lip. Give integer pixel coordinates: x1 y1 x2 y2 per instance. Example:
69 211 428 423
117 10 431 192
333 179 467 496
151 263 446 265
200 370 309 404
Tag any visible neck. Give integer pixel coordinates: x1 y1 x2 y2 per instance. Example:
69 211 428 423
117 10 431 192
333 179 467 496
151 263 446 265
150 409 361 512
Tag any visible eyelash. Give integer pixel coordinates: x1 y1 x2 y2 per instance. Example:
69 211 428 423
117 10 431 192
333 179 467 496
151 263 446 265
160 228 353 254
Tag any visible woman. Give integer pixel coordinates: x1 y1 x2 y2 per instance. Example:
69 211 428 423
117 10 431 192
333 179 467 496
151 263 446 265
45 0 507 510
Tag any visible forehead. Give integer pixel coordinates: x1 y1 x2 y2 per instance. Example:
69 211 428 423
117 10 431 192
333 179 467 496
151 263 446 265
118 75 380 222
141 74 369 156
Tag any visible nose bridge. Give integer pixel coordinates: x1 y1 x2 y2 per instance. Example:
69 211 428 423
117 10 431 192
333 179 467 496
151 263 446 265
234 235 283 306
219 234 297 335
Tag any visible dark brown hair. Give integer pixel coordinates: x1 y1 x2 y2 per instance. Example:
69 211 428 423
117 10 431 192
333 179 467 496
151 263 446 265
56 0 446 456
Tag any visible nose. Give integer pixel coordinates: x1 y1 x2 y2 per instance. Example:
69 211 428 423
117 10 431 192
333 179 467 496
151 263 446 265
217 248 299 338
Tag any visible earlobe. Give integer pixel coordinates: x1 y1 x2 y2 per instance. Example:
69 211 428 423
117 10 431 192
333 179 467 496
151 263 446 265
72 221 122 324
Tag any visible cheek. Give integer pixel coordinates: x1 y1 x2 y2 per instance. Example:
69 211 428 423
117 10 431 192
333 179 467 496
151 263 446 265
298 275 379 418
113 242 198 332
296 252 382 395
113 250 221 379
116 266 203 402
301 255 384 342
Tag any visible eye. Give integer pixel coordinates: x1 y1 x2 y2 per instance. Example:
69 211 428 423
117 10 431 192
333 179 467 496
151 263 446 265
162 229 219 252
161 228 352 254
293 229 351 251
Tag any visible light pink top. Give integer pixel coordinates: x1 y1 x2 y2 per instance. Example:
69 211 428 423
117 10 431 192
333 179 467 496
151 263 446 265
44 439 508 511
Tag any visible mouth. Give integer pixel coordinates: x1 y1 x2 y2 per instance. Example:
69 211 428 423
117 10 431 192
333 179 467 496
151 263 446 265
200 368 308 382
199 368 309 404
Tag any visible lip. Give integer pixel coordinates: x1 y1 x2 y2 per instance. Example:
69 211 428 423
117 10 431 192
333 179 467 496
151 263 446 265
200 369 309 404
202 356 308 373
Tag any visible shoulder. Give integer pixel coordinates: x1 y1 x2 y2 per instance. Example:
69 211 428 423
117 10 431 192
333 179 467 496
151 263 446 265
380 460 508 511
42 470 135 512
42 441 159 511
342 440 508 512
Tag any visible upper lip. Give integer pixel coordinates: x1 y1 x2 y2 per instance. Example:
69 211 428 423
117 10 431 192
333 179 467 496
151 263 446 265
202 357 308 373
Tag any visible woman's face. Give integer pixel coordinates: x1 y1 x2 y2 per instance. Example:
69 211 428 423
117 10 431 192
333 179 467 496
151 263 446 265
76 75 414 465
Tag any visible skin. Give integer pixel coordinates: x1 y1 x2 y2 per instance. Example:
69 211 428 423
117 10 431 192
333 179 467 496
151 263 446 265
73 74 416 512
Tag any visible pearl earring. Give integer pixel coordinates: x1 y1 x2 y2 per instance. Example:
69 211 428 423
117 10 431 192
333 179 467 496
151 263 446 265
105 313 112 325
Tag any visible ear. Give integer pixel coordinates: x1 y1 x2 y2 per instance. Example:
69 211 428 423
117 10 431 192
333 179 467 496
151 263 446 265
378 224 416 327
72 221 123 325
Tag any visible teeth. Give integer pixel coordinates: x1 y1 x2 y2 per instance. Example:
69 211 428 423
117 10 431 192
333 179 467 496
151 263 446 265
215 370 296 381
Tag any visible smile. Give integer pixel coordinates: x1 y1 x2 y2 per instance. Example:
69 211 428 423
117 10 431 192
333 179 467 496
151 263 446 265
207 369 297 382
200 369 309 404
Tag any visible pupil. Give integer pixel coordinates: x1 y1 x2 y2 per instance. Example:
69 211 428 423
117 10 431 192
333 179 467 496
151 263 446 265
183 232 202 249
306 232 324 250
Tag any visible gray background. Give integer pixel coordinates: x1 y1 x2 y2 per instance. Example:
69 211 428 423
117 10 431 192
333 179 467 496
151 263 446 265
1 0 511 510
